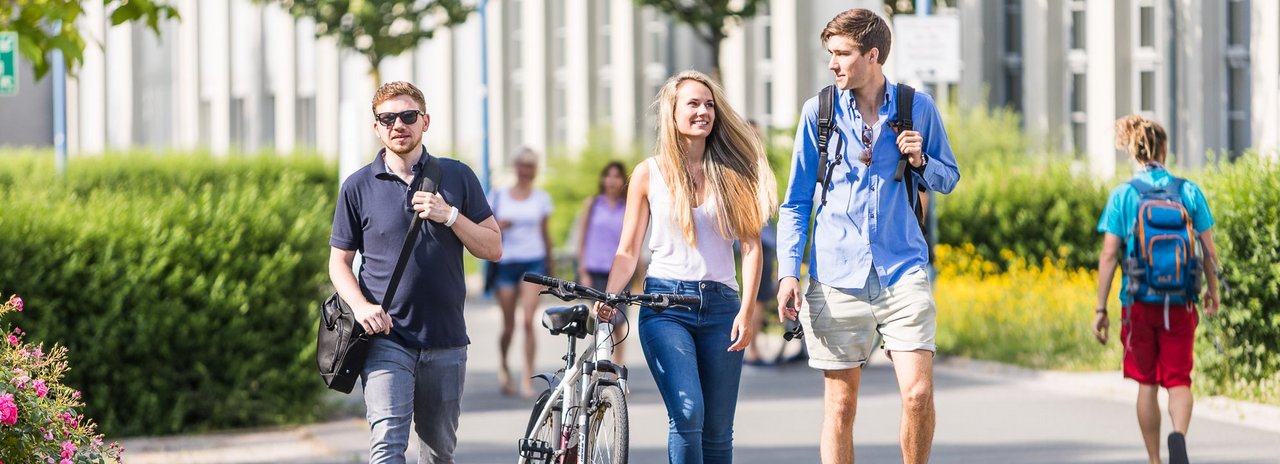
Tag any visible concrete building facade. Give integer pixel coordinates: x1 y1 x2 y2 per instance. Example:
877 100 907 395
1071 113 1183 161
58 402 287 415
1 0 1275 181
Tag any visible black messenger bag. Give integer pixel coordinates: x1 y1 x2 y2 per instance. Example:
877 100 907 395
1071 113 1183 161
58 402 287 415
317 154 442 393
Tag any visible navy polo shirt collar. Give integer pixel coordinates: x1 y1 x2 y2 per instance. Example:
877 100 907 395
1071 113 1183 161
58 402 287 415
372 146 431 183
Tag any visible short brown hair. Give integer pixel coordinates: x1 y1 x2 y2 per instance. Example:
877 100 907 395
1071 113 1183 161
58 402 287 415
371 81 426 113
821 8 892 65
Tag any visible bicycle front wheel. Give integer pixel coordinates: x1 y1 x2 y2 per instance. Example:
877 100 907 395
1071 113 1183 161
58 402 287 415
584 384 628 464
523 389 560 463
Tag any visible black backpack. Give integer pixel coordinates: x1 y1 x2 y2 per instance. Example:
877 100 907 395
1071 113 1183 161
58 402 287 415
814 83 927 235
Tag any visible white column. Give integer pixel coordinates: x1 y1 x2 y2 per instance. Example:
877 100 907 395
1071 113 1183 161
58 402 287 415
1086 0 1117 179
521 0 549 155
610 0 638 153
75 1 108 154
174 0 201 150
315 36 341 159
564 0 591 155
721 18 748 113
104 14 133 150
267 4 297 155
339 53 376 182
1252 0 1280 158
418 28 455 156
201 0 231 156
771 1 798 128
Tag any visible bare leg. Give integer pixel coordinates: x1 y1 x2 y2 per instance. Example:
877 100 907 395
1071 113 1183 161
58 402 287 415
496 286 519 396
1167 386 1193 434
891 350 935 464
822 368 861 464
519 281 541 398
1137 384 1161 464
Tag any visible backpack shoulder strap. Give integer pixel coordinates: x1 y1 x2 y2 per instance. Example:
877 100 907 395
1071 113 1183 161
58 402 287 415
815 85 836 185
1127 178 1154 197
896 83 915 132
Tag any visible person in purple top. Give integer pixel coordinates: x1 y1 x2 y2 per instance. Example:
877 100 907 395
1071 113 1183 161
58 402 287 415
576 160 629 361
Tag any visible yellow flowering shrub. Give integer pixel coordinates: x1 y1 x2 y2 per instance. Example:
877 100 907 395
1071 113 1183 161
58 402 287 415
934 244 1122 371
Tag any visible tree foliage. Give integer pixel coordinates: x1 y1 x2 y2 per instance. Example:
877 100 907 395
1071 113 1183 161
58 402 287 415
271 0 471 84
634 0 766 77
0 0 179 80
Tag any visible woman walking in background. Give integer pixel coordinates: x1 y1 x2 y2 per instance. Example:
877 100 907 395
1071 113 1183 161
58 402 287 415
490 148 555 398
1093 115 1221 464
576 160 630 362
597 70 777 464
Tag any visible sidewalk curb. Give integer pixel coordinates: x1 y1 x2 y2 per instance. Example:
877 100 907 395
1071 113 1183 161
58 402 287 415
936 357 1280 434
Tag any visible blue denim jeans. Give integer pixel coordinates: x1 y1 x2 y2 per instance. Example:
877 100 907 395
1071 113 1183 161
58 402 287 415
639 277 745 464
361 337 467 464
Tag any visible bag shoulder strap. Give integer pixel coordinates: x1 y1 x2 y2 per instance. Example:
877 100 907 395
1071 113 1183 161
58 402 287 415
382 152 444 310
815 85 837 185
896 83 915 132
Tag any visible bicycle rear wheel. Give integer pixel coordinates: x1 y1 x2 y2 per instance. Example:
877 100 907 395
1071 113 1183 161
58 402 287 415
584 384 628 464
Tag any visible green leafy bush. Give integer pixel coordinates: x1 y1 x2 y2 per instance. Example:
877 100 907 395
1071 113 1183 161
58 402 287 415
1195 154 1280 403
0 152 336 436
935 161 1109 270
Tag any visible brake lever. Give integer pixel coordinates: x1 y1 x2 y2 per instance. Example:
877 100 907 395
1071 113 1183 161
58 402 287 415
538 288 578 302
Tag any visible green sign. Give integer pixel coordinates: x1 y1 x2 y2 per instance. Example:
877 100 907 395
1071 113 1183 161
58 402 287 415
0 32 17 96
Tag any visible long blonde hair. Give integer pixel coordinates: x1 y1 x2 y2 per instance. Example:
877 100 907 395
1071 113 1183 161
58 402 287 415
652 70 778 245
1115 115 1168 164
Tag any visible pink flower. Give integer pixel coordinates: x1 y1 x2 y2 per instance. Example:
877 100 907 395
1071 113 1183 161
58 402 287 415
61 460 72 464
33 379 48 398
6 335 16 346
0 393 18 425
7 296 22 312
31 347 42 359
60 440 76 458
71 391 81 400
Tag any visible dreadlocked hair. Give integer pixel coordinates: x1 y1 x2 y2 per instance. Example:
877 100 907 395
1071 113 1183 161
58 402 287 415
1115 115 1168 164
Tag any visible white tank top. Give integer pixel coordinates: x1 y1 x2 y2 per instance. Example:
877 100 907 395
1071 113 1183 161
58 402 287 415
645 158 739 289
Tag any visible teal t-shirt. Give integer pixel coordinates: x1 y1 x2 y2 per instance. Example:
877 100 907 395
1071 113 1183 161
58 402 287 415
1096 168 1214 306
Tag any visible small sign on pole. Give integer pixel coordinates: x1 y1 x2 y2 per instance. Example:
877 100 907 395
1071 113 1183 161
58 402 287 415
892 16 962 83
0 31 17 96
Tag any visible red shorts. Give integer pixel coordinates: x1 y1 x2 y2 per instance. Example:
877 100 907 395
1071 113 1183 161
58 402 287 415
1121 301 1198 388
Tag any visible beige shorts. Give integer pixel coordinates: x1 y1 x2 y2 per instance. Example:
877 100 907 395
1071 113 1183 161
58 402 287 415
801 268 936 370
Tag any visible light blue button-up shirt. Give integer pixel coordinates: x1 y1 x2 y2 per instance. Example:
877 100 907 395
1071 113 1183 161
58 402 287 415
777 79 960 291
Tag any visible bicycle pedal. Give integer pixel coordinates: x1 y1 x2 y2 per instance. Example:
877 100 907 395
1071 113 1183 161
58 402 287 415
519 438 554 462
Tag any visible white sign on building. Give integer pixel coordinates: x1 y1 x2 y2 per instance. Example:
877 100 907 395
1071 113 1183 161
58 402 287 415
892 15 962 83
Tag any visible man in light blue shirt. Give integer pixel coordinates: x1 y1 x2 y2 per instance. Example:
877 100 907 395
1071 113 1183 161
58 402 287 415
775 8 959 464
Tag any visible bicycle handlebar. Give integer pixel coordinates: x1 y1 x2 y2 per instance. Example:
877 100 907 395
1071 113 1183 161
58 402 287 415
521 273 698 310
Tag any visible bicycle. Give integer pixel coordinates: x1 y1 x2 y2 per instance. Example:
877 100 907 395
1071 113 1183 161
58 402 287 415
516 272 698 464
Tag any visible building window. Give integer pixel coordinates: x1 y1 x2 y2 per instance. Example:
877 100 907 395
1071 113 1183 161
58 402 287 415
763 79 773 119
1070 73 1087 155
1226 0 1250 158
1002 0 1022 113
1139 5 1155 48
1069 3 1087 51
1139 70 1155 113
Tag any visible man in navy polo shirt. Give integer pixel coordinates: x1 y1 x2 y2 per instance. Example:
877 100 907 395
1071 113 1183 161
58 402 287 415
329 81 501 464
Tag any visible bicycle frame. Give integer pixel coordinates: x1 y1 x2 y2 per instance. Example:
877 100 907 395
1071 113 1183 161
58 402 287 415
518 320 622 464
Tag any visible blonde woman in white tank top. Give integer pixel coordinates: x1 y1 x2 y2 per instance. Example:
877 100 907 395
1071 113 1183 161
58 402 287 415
596 71 777 464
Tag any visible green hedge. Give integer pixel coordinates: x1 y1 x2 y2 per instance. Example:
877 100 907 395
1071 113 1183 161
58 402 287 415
935 162 1109 270
1196 154 1280 400
0 152 335 436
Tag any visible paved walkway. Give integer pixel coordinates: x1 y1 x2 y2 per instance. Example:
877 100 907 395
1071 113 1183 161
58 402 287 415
120 297 1280 463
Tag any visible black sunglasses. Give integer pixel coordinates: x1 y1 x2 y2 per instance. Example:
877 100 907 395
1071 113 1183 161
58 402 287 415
375 110 425 127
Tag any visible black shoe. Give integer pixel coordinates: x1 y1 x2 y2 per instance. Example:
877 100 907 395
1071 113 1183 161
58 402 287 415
1168 431 1189 464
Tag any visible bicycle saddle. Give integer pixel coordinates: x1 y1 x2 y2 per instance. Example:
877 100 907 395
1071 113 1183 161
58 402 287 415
542 304 591 338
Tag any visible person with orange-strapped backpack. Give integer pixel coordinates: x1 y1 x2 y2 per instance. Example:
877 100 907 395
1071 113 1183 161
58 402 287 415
1093 114 1222 464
